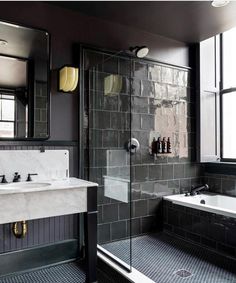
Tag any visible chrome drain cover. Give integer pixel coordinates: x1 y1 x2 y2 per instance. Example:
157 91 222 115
174 269 193 278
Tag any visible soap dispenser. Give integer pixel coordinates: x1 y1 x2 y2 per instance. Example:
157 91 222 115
162 137 167 153
157 137 162 154
151 137 157 155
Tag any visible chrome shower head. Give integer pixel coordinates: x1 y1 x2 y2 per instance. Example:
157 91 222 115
129 46 149 58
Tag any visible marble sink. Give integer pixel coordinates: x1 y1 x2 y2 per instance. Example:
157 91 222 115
0 182 51 189
0 177 98 225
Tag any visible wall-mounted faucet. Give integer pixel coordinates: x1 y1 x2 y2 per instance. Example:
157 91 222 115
185 184 209 196
13 172 21 182
26 173 38 182
0 175 7 183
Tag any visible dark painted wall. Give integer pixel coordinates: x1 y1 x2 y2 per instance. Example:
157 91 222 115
0 2 189 141
0 2 190 255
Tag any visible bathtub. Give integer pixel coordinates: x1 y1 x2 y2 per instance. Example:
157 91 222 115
164 193 236 219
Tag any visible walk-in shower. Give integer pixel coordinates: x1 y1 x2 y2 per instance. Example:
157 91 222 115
80 45 236 283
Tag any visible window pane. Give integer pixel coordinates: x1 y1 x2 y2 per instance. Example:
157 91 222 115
222 91 236 158
2 99 15 121
0 122 14 138
223 27 236 89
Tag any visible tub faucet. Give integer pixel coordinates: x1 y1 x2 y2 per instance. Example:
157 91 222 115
189 184 209 196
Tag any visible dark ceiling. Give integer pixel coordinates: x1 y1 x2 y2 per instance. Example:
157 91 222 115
50 1 236 43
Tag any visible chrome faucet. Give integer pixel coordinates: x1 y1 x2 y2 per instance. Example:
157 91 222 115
189 184 209 196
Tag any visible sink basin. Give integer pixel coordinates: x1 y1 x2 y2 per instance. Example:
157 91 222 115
0 182 51 189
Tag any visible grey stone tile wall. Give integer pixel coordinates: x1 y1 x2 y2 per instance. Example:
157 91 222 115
84 50 203 245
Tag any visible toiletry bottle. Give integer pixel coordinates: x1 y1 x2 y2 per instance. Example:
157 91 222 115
157 137 162 154
167 137 172 153
162 137 167 153
151 137 157 155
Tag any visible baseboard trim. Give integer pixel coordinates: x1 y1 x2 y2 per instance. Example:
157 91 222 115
0 239 80 277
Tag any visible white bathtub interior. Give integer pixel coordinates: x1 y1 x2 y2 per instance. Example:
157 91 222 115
164 193 236 218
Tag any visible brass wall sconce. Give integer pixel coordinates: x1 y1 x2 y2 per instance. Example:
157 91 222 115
59 66 79 92
12 221 27 238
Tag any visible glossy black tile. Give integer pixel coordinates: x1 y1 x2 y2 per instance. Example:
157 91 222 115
134 200 148 217
98 224 111 244
103 204 119 223
111 221 127 241
164 201 236 259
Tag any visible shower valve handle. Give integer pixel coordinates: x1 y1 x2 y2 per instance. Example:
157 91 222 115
127 138 140 154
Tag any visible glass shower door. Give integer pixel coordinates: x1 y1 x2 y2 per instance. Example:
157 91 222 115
84 49 132 271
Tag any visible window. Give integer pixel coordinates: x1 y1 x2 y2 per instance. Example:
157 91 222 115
0 94 15 138
221 27 236 160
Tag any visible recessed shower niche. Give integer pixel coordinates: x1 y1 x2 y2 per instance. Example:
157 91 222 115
0 20 50 140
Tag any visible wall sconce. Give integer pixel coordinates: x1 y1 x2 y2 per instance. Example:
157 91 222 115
59 66 79 92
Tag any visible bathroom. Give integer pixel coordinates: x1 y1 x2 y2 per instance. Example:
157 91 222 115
0 1 235 283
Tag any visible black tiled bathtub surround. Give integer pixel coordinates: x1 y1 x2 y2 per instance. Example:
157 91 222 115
83 49 203 244
163 200 236 258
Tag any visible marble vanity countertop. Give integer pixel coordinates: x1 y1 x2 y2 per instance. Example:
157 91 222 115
0 177 98 195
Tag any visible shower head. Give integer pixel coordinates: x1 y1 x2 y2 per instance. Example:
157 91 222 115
129 46 149 58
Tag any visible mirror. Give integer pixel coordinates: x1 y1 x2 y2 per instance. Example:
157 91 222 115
0 20 50 140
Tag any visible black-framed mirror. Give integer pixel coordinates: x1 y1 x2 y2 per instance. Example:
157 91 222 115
0 20 50 140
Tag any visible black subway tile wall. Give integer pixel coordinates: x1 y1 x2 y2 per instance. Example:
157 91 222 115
84 49 203 245
163 200 236 258
204 173 236 197
203 163 236 197
0 144 79 253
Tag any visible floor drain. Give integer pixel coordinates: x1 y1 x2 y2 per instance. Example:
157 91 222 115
174 269 193 278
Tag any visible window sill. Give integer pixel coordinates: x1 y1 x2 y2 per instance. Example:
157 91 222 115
205 161 236 165
204 162 236 175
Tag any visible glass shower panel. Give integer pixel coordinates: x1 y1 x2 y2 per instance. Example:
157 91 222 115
86 50 132 270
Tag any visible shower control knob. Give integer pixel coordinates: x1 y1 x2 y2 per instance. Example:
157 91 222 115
127 138 140 154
